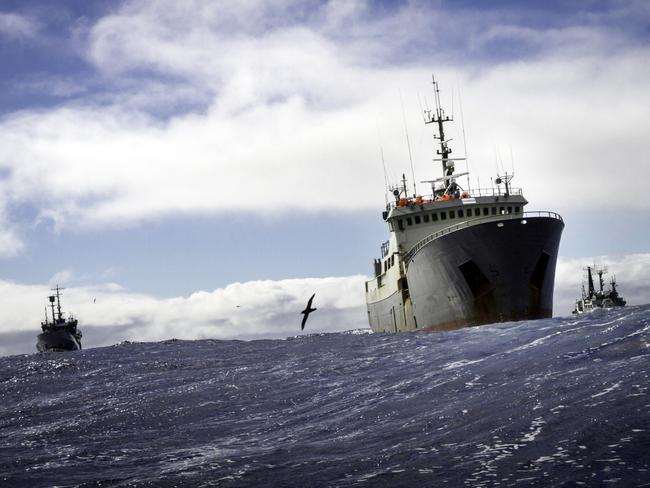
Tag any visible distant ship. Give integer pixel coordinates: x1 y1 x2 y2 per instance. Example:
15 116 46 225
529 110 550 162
572 265 626 314
365 77 564 332
36 286 82 352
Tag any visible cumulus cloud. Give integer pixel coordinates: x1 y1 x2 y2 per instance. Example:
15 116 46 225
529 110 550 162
0 1 648 238
0 275 369 357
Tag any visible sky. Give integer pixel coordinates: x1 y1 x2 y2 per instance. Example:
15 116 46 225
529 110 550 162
0 0 649 356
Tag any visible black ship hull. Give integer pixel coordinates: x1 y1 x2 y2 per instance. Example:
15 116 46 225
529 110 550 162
36 329 82 352
408 214 564 329
368 214 564 332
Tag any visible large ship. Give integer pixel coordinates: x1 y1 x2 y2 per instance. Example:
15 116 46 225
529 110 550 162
36 286 82 352
365 78 564 332
572 265 626 314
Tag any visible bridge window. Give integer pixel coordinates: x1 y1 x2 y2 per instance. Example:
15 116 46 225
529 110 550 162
507 206 512 214
449 210 455 219
483 207 489 216
458 209 464 218
499 207 505 214
515 206 520 213
407 217 412 226
415 215 421 224
423 214 429 223
432 213 438 221
440 212 447 220
467 208 472 217
491 207 497 215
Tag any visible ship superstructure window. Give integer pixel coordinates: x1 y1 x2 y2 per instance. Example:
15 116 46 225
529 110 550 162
500 207 505 214
440 212 447 220
507 206 512 214
515 206 520 213
483 207 489 216
432 213 438 221
407 217 412 226
491 207 497 215
449 210 455 219
398 219 404 231
415 215 421 224
423 214 429 223
458 209 464 218
467 208 472 217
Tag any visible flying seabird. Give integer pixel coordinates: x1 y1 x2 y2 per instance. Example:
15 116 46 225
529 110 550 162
300 293 317 330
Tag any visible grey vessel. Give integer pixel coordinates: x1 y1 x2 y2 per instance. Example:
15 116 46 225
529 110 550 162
36 286 82 352
572 265 626 314
365 78 564 332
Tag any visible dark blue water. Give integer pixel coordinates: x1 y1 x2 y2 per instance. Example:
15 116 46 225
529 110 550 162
1 306 649 487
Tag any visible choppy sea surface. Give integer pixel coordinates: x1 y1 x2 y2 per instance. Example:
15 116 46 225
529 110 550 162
1 306 649 487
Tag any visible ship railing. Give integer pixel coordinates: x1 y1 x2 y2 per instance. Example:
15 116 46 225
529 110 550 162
386 187 523 210
467 187 524 198
403 211 563 264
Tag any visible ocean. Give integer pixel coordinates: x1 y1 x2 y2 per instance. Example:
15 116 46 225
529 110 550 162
1 305 649 487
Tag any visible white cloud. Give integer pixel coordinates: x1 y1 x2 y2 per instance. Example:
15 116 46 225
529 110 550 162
49 269 75 286
0 1 648 239
0 227 23 257
0 196 24 257
0 12 38 40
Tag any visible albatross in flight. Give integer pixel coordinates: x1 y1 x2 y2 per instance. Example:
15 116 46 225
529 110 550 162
300 293 317 330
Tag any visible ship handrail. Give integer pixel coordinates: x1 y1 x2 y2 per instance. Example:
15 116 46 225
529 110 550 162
403 211 564 264
387 187 524 210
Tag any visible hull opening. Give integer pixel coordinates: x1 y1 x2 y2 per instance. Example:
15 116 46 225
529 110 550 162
459 260 492 297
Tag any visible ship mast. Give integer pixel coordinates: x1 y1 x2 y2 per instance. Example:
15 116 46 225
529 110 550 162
597 267 608 293
423 75 467 196
585 266 595 298
52 285 65 323
48 295 56 324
